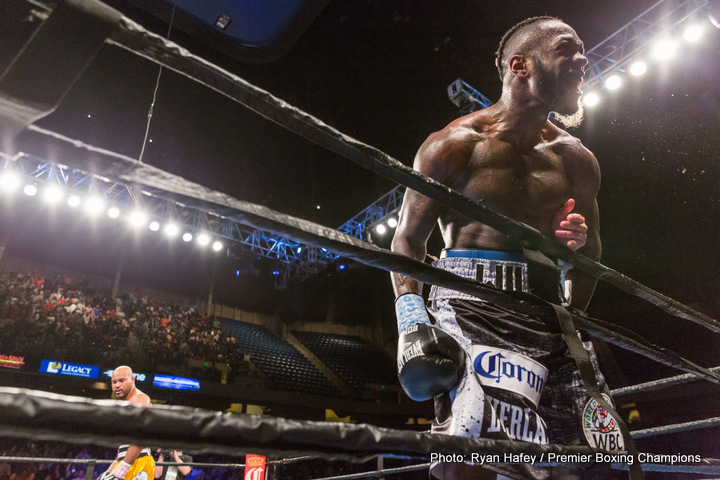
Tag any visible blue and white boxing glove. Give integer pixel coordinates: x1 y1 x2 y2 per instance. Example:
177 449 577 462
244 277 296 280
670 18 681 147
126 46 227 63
395 293 465 401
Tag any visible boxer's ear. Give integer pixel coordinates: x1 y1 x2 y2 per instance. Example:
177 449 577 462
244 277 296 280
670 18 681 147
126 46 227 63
509 55 528 77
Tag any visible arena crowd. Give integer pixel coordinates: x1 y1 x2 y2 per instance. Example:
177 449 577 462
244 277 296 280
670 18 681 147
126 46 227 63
0 270 251 382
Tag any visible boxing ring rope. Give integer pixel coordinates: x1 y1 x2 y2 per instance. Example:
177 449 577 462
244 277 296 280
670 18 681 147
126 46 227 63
0 456 282 468
0 455 308 480
0 458 432 480
0 387 620 460
0 455 311 469
311 464 431 480
629 417 720 439
611 366 720 397
5 456 720 479
2 1 719 477
4 455 720 479
0 454 442 480
316 462 720 478
1 388 720 477
97 3 720 332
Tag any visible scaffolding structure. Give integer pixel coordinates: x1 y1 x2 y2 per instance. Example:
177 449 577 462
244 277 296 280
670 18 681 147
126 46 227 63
1 153 404 287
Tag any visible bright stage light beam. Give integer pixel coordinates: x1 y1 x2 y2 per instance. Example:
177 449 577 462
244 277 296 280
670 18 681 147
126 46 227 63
651 38 678 60
108 207 120 219
23 184 37 196
683 25 703 42
43 186 63 203
84 197 104 215
630 61 647 76
582 92 600 107
605 75 622 90
197 233 210 246
0 173 21 191
129 210 147 227
164 223 179 236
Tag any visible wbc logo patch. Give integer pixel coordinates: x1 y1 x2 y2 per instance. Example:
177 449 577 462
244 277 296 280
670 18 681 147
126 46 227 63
582 393 625 451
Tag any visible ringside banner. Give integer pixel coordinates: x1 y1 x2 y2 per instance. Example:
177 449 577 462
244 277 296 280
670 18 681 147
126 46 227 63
243 454 266 480
40 360 100 378
0 354 25 369
153 374 200 391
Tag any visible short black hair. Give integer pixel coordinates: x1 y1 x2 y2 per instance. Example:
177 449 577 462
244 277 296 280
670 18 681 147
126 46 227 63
495 16 559 81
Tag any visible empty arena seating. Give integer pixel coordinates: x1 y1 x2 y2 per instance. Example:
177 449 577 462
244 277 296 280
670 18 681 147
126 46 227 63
292 331 398 393
218 318 341 397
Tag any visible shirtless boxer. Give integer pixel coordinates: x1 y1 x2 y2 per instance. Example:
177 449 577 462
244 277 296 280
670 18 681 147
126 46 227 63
100 366 155 480
391 17 619 479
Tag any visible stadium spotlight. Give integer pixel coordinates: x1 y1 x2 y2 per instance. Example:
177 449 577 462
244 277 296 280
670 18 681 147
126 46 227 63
67 194 81 207
387 217 398 228
128 210 147 228
296 246 303 254
164 223 179 236
375 224 387 235
212 240 223 251
629 61 647 76
605 75 622 90
23 184 37 196
182 232 193 242
197 232 210 246
651 38 678 60
108 207 120 219
582 92 600 107
84 197 104 214
149 221 160 232
0 172 21 192
683 24 703 42
43 186 63 204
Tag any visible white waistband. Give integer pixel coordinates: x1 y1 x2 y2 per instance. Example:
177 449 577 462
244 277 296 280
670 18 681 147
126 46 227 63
118 446 152 458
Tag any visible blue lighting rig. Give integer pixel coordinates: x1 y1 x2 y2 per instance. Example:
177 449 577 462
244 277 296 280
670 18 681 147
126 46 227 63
0 152 403 288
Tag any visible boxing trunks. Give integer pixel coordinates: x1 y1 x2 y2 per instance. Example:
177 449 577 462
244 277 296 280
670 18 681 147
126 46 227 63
116 446 155 480
428 250 622 480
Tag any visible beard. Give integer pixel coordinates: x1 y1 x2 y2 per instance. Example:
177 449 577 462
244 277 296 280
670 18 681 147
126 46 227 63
533 58 585 128
554 102 584 128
